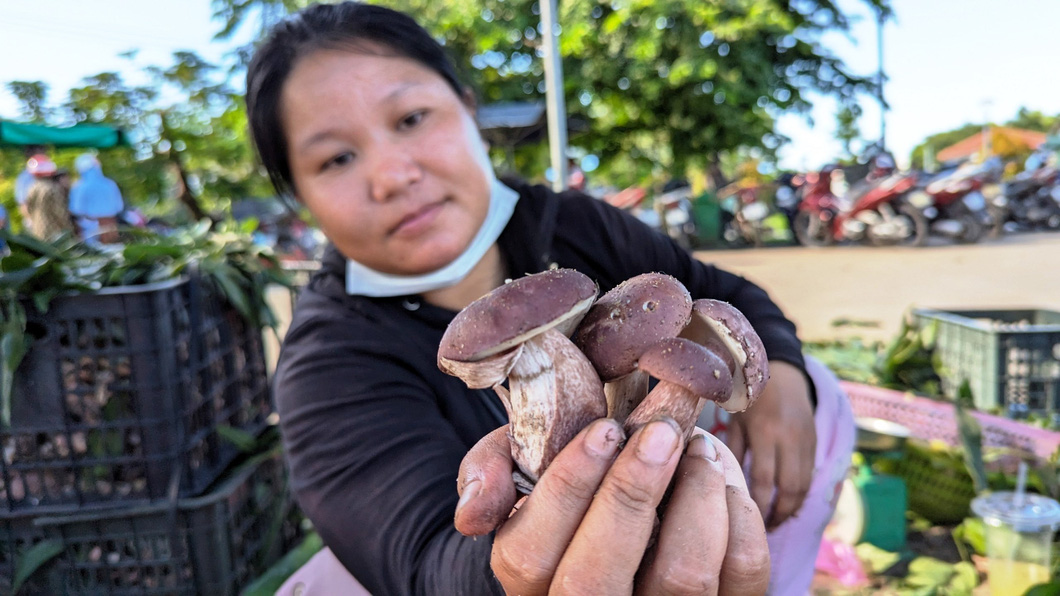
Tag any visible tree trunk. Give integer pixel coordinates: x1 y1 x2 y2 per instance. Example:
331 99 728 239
160 111 212 223
170 155 210 222
706 153 728 191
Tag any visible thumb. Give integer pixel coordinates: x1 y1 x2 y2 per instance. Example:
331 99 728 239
454 425 519 536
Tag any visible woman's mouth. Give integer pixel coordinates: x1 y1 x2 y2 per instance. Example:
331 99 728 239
392 201 445 237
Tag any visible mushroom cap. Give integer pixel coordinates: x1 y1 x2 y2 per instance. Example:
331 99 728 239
637 337 733 402
682 299 769 412
438 269 598 363
573 273 693 381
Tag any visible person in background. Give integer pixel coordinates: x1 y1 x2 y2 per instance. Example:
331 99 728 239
69 153 124 244
23 155 76 240
0 202 8 253
14 146 47 225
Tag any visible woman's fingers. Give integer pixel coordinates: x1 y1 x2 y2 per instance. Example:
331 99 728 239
550 418 684 594
490 418 625 596
770 442 813 529
454 424 519 537
636 434 729 596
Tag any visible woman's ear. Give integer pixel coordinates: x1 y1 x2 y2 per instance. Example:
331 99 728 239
461 87 478 114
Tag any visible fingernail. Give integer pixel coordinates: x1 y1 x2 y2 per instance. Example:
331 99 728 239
687 434 719 462
583 420 623 458
635 419 680 465
456 479 481 514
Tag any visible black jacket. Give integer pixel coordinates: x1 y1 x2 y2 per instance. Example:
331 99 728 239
275 180 805 595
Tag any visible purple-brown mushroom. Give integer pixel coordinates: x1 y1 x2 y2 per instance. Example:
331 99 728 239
623 337 734 439
679 298 769 412
438 269 607 492
572 273 692 423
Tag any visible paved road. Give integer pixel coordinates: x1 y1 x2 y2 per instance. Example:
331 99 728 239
694 231 1060 344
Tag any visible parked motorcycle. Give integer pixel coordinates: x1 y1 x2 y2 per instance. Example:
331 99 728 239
1002 157 1060 230
719 185 772 247
793 163 929 247
654 183 698 250
912 158 1003 243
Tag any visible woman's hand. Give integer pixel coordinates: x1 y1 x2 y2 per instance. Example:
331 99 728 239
725 360 816 530
455 418 770 595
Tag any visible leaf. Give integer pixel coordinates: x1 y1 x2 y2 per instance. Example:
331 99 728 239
216 425 259 452
952 517 987 557
855 542 901 574
1026 583 1060 596
947 561 979 592
954 382 988 493
12 539 64 594
904 556 954 588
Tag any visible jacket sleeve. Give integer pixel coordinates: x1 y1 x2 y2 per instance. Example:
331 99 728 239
556 192 806 374
274 306 504 596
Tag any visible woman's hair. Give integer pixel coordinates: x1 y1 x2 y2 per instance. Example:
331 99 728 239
245 2 467 198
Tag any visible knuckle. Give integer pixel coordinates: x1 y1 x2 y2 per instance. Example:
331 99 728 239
751 470 774 486
491 544 553 588
657 565 719 596
600 469 659 514
539 462 598 504
725 545 772 588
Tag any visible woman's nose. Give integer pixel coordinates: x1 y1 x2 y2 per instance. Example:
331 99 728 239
368 146 422 203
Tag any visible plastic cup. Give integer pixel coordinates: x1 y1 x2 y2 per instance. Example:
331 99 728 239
972 491 1060 596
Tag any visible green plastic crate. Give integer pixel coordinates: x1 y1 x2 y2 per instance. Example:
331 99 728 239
914 308 1060 414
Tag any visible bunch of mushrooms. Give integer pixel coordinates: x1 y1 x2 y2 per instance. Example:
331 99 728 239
438 269 769 493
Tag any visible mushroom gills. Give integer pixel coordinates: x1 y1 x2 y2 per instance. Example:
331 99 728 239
680 309 753 412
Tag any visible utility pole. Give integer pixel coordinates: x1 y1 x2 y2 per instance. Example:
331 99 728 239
540 0 569 191
876 8 886 151
981 99 993 158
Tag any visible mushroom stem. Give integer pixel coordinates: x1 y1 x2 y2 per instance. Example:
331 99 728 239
604 369 649 423
624 384 706 441
505 328 606 491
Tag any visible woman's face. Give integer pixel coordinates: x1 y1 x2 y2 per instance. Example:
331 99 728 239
280 48 491 275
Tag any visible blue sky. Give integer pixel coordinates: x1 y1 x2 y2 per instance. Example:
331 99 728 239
2 0 1058 170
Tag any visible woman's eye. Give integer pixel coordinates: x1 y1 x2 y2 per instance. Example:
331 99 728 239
322 152 354 171
398 110 426 130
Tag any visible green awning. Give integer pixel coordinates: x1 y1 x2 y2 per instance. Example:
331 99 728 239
0 120 129 148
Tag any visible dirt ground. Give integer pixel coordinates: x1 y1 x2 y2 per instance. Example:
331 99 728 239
694 231 1060 344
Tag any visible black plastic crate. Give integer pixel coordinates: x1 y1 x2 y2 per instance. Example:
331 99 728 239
0 449 303 595
914 308 1060 414
1 275 272 512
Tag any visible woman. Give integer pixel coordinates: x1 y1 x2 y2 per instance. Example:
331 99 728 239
247 4 852 594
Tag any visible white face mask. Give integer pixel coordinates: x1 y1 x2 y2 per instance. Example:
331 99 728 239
346 175 519 297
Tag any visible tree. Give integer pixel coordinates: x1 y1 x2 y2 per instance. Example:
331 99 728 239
908 123 981 170
1005 107 1058 134
835 102 863 161
213 0 891 188
5 81 50 122
2 51 272 223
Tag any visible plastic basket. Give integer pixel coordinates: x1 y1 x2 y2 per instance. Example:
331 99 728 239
914 308 1060 414
0 449 303 595
0 275 272 512
844 381 1060 523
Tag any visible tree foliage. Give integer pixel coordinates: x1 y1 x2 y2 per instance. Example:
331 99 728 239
835 102 863 161
213 0 890 187
909 106 1059 170
3 0 891 219
1 51 272 226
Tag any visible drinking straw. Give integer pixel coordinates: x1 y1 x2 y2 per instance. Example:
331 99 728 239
1015 461 1028 509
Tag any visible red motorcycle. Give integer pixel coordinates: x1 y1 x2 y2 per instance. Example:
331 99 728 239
793 164 929 247
912 158 1002 243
